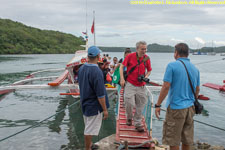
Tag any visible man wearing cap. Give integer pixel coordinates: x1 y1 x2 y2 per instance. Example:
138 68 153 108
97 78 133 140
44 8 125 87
78 46 109 150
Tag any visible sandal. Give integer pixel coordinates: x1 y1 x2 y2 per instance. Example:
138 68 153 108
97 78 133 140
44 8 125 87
135 126 144 132
126 119 132 126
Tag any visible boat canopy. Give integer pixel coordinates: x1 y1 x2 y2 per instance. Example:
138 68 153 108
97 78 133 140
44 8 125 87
66 50 88 69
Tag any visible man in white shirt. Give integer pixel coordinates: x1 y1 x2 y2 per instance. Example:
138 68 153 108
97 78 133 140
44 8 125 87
110 57 118 74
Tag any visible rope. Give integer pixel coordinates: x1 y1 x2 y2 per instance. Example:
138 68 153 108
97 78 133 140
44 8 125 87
195 58 224 65
116 140 155 150
0 100 80 143
0 90 117 143
194 120 225 131
127 140 154 148
160 108 225 132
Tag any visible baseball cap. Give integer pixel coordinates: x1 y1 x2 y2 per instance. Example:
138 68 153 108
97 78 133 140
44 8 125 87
88 46 102 57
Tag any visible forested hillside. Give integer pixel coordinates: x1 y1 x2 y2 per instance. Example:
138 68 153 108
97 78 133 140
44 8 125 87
0 18 85 54
99 44 175 53
1 18 225 54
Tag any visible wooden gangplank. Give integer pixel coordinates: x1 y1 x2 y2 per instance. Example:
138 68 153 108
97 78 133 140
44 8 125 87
116 88 153 148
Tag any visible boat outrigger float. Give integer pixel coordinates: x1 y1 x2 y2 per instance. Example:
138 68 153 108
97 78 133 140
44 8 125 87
203 80 225 92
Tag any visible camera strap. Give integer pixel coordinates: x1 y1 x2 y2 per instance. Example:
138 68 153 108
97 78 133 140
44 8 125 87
178 60 198 102
127 53 149 76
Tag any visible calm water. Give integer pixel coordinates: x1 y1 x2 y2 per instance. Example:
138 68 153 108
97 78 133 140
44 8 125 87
0 53 225 149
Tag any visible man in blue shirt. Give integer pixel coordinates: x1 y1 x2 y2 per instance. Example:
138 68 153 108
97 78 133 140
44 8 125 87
155 43 200 150
78 46 109 150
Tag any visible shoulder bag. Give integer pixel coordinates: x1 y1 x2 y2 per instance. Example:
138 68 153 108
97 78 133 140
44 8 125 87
179 60 203 114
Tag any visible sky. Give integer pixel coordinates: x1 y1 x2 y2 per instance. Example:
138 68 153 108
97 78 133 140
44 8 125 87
1 0 225 48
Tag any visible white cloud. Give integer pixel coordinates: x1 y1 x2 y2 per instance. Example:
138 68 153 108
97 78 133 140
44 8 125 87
171 38 184 42
214 41 225 46
1 0 225 47
195 37 205 45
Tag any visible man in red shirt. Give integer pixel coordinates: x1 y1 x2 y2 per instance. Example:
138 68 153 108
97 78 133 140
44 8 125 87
120 41 152 132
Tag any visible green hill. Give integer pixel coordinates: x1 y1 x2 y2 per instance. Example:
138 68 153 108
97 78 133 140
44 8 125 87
1 18 225 54
0 18 85 54
147 43 174 52
199 46 225 53
99 43 175 53
100 44 225 53
98 47 135 52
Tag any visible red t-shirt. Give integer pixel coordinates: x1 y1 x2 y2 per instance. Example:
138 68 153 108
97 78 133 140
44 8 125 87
122 52 152 86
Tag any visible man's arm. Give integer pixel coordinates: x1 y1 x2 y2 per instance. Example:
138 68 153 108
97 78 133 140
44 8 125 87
145 58 152 78
195 86 200 98
120 64 125 87
145 71 151 78
109 62 114 69
110 64 114 68
114 63 120 70
155 81 170 119
98 97 108 120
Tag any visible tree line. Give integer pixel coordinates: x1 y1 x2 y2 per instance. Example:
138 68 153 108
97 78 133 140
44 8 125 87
100 43 225 53
0 18 85 54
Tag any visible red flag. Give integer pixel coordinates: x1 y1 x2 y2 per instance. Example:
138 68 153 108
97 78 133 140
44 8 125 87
91 20 94 34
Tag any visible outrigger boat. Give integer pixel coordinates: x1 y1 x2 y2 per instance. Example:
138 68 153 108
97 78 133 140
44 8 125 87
203 80 225 92
0 48 117 98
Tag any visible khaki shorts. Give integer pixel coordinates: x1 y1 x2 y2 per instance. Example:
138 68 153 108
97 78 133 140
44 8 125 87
162 106 195 146
83 112 103 136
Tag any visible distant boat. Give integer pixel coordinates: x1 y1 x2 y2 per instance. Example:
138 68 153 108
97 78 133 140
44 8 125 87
207 52 216 56
192 51 207 55
208 41 216 56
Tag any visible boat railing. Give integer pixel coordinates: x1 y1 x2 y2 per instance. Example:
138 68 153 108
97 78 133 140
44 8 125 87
115 85 122 119
143 87 154 137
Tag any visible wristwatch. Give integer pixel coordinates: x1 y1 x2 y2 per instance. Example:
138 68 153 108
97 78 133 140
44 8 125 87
155 104 161 108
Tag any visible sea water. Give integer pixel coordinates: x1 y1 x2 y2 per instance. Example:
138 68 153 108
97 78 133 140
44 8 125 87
0 53 224 149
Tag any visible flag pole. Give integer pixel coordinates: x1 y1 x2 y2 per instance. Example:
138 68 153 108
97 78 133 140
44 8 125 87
93 10 96 46
85 0 88 50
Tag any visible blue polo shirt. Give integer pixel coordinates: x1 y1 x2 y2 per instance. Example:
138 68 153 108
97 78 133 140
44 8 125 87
163 58 200 109
78 63 109 116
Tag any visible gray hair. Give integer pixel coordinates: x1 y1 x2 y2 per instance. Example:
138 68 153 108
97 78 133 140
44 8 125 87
136 41 147 49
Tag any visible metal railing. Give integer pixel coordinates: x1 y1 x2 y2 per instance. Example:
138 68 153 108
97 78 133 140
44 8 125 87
115 85 154 137
142 87 154 137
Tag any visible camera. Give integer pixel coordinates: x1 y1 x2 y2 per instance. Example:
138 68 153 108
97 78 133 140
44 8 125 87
137 75 150 83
